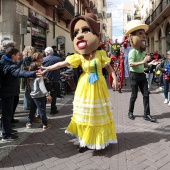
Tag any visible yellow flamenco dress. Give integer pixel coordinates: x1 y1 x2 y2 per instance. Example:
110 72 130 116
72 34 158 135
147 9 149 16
65 50 117 150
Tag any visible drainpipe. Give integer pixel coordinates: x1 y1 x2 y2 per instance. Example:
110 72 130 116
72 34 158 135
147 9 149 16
75 0 78 16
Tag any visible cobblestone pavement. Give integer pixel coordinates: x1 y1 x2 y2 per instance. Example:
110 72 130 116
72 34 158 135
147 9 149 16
1 81 170 170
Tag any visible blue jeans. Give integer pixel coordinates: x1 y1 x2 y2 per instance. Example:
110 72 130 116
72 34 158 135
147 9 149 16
163 77 170 99
23 85 31 110
1 97 14 137
28 97 47 126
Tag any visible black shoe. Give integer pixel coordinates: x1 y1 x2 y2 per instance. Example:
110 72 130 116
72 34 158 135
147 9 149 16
128 112 135 120
77 146 86 153
143 115 156 122
1 129 18 136
50 110 59 115
11 129 18 134
57 94 64 98
11 119 19 123
2 134 19 141
118 89 122 93
11 123 15 127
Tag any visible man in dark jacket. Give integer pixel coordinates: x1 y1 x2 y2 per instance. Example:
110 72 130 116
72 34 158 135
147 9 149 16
43 47 61 115
51 46 59 57
0 48 41 141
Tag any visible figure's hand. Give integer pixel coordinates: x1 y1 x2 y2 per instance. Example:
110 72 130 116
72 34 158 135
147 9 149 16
143 55 151 63
112 79 118 90
35 70 42 77
47 95 52 103
40 66 48 75
150 60 160 65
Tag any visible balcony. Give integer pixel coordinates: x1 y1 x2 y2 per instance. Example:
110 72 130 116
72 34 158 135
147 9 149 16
93 7 98 15
90 1 94 12
43 0 64 5
57 0 74 21
145 0 170 33
81 0 90 8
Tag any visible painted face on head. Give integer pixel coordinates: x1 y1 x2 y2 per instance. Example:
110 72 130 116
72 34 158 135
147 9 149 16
73 19 99 55
129 29 147 51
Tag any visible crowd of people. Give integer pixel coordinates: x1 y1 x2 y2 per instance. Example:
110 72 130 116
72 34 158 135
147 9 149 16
0 38 74 141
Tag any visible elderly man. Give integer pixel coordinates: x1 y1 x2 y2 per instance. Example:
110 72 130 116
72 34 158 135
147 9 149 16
125 20 158 122
43 47 61 115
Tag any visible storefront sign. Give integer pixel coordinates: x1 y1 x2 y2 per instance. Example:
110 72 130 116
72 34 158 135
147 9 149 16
32 25 46 39
57 36 65 45
21 15 28 34
16 2 24 15
29 9 49 29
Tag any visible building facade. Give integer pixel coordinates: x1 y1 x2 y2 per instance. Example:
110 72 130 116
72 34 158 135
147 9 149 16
0 0 107 54
138 0 170 55
123 2 135 34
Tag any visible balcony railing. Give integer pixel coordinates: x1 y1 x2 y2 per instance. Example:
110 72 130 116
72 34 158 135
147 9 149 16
81 0 90 8
145 0 170 25
57 0 74 19
90 1 94 12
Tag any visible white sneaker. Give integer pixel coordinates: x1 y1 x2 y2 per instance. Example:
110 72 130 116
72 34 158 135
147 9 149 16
43 124 51 131
164 99 168 104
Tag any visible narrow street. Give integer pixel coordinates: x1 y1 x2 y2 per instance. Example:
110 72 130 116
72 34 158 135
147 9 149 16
1 80 170 170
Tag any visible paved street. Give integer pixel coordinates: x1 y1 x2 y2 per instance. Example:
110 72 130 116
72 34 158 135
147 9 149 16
1 80 170 170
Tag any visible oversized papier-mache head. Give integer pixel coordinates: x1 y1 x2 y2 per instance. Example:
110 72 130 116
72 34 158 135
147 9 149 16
70 13 100 55
125 20 149 51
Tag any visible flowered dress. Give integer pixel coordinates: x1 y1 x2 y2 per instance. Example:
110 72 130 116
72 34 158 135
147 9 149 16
65 50 117 150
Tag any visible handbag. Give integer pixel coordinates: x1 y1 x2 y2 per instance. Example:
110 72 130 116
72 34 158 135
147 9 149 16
164 73 170 82
44 78 53 92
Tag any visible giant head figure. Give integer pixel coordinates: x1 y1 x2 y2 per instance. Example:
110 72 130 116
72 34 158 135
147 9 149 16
70 13 100 55
125 20 149 51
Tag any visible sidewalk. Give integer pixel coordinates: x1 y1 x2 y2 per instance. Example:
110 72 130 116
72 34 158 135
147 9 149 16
1 81 170 170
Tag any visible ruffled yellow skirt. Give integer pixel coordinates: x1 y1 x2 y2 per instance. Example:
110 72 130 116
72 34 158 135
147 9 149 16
65 73 117 150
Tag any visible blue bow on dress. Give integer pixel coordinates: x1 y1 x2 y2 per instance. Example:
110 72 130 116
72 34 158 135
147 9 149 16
88 60 99 84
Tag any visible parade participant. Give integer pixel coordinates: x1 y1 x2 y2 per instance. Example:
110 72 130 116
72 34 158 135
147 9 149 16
41 13 118 152
121 36 132 82
109 39 124 93
125 20 158 122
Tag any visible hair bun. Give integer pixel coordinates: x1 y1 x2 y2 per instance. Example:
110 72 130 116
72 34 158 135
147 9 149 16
85 13 97 21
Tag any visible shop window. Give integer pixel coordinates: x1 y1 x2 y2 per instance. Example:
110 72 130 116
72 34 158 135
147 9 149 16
31 25 46 52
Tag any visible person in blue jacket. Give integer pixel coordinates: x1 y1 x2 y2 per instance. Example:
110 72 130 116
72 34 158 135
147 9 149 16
0 48 41 141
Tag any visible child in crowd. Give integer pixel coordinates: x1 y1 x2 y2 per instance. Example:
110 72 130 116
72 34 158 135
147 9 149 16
0 48 41 141
26 62 52 130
